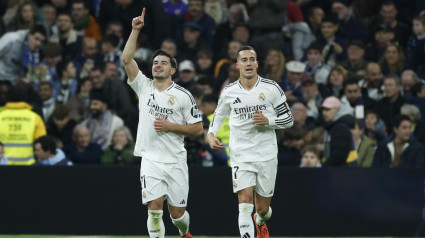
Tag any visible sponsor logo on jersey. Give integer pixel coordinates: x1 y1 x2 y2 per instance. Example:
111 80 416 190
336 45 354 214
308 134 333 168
259 92 266 101
147 99 174 119
233 97 242 104
234 104 267 120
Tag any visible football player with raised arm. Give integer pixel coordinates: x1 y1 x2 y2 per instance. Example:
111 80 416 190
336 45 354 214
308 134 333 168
122 8 203 238
208 46 294 238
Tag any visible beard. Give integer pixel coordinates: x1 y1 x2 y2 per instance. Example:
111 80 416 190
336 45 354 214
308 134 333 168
91 109 102 118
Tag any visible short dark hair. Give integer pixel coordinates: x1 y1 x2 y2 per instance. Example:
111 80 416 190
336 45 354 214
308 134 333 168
354 119 364 130
43 42 62 58
52 105 70 120
307 42 323 53
344 79 359 88
72 0 89 9
189 0 205 5
56 60 72 78
411 82 425 97
57 12 73 23
236 45 257 60
0 141 4 148
301 144 321 159
29 24 47 38
381 0 397 9
201 93 218 104
365 110 380 120
393 115 411 128
103 34 119 48
6 86 27 102
151 49 177 69
283 127 306 141
34 135 57 154
39 81 53 89
321 15 339 25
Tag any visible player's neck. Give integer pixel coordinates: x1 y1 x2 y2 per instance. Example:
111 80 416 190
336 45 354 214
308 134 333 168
153 78 173 92
239 74 258 91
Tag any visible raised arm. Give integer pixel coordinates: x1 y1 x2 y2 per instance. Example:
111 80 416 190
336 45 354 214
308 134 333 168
122 8 146 82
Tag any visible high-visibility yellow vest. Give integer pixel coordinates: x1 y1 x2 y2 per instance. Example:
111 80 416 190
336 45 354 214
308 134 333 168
0 102 46 165
207 114 230 156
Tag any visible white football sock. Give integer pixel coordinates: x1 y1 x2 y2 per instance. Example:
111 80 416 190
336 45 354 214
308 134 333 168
256 206 272 226
171 210 190 236
147 210 165 238
238 203 254 238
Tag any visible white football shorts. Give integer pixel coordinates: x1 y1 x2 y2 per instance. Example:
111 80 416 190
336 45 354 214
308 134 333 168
230 158 278 197
140 159 189 207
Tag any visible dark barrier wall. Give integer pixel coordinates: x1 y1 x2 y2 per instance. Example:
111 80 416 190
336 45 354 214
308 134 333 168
0 166 424 236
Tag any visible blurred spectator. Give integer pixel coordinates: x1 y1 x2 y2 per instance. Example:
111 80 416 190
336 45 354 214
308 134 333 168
340 40 368 82
33 135 72 165
378 42 405 76
300 78 322 119
163 0 188 17
41 4 57 35
376 75 404 134
53 60 78 104
401 104 425 148
401 69 422 96
331 0 366 41
7 1 40 31
259 49 286 83
281 61 305 104
2 0 26 29
316 16 348 67
365 25 395 62
373 115 424 168
178 22 209 63
161 38 178 59
80 88 124 150
352 119 376 168
0 86 47 165
200 93 230 161
307 6 325 38
299 145 322 168
71 0 102 41
195 49 214 76
364 110 388 143
38 81 55 122
64 124 102 164
231 22 251 47
205 0 228 25
134 34 155 69
359 62 384 108
304 42 331 85
51 0 72 15
100 126 139 165
0 142 7 165
196 75 214 95
0 80 12 111
179 0 216 47
175 60 197 90
66 77 91 122
407 82 425 126
105 20 124 50
218 62 239 94
278 127 305 167
89 66 136 120
341 79 367 120
98 0 170 49
46 104 77 148
101 34 125 79
212 3 248 55
247 0 286 62
321 96 357 166
49 12 83 61
0 24 47 84
43 42 62 81
73 37 101 79
406 16 425 71
214 40 241 91
320 66 347 98
366 1 410 51
291 101 315 131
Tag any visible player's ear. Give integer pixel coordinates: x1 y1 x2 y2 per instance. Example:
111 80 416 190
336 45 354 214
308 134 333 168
171 67 176 76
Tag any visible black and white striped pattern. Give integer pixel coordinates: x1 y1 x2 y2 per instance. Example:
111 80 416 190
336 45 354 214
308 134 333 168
275 113 293 126
260 78 284 96
275 102 289 117
175 84 196 105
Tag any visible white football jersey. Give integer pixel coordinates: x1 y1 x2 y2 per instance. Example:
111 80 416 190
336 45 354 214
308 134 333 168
128 71 202 163
208 76 293 163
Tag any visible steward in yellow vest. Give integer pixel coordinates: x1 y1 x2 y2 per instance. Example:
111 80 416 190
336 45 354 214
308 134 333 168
0 102 46 165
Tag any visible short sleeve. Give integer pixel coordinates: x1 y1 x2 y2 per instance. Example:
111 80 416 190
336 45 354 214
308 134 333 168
127 70 152 95
181 91 202 125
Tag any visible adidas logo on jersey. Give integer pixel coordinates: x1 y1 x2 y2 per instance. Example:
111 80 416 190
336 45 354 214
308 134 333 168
242 232 251 238
180 199 186 205
233 97 242 104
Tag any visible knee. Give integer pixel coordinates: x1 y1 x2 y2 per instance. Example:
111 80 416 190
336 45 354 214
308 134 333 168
148 200 163 211
256 206 269 216
239 197 253 204
169 208 185 219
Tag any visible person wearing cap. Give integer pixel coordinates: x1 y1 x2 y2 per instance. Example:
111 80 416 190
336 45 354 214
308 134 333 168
79 88 124 150
321 96 358 166
178 21 210 64
282 60 306 103
175 60 197 90
340 40 368 81
331 0 366 42
304 42 331 85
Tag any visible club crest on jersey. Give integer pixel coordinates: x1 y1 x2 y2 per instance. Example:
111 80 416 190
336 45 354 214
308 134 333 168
259 92 266 101
168 96 175 105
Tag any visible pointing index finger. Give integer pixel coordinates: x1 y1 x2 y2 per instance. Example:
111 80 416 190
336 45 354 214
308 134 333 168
141 7 146 19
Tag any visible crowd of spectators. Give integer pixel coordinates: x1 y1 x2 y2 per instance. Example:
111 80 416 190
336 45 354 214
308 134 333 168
0 0 425 168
